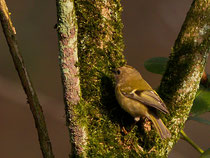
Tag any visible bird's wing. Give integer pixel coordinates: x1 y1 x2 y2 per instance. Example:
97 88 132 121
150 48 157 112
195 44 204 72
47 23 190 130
121 89 169 114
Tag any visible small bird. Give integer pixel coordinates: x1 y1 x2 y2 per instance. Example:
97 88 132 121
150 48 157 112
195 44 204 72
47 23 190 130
114 65 171 139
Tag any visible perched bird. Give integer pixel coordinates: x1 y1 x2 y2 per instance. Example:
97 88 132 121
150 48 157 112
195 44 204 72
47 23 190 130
114 65 171 139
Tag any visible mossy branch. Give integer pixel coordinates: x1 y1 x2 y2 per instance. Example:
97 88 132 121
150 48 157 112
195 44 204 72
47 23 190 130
157 0 210 156
0 0 54 158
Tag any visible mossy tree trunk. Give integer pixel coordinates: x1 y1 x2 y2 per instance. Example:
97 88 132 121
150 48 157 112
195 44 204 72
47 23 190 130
56 0 209 157
158 0 210 156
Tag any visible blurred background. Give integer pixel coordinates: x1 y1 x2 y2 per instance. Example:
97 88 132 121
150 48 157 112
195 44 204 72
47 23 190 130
0 0 209 157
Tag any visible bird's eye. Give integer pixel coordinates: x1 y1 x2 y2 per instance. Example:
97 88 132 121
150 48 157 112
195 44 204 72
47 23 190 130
116 69 121 75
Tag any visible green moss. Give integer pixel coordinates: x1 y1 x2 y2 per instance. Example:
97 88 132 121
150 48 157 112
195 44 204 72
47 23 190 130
157 0 210 156
72 0 145 156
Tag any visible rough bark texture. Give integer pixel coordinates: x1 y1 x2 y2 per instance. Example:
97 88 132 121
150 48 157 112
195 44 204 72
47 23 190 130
0 0 54 157
56 0 86 156
157 0 210 157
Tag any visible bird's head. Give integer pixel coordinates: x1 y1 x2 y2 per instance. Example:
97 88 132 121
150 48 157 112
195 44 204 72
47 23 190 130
114 65 142 84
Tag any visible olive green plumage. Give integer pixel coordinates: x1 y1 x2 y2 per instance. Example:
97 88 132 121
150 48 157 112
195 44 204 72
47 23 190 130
115 65 171 139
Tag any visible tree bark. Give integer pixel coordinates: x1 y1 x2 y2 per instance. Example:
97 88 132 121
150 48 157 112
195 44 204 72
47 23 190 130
157 0 209 157
56 0 84 156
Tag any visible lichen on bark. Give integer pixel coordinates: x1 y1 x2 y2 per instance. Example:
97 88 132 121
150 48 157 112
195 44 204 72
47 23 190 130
157 0 210 157
56 0 86 156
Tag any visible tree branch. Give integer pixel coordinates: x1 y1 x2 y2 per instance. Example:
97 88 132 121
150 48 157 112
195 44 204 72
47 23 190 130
0 1 54 157
55 0 84 157
180 130 204 154
157 0 210 156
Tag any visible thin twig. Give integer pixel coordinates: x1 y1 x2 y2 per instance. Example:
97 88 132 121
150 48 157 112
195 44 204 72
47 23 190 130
0 1 54 157
180 130 204 154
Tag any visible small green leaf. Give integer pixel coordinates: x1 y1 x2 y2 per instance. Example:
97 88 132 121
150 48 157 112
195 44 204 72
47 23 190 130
200 149 210 158
144 57 168 75
191 86 210 116
188 116 210 125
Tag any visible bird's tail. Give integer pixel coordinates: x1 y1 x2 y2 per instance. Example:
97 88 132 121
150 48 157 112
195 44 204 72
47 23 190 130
149 113 171 139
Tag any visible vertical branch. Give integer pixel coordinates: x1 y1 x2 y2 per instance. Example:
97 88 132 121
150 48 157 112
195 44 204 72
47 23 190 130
0 0 54 158
156 0 210 156
71 0 128 157
56 0 85 156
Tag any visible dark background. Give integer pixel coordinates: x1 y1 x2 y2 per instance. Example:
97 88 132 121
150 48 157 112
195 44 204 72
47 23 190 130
0 0 209 157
